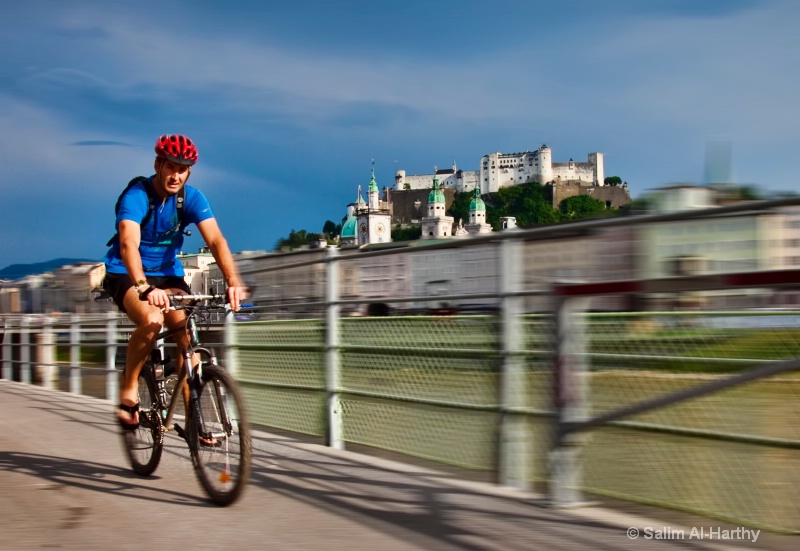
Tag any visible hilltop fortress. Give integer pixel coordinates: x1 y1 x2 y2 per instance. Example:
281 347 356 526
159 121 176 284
391 144 630 226
396 144 610 194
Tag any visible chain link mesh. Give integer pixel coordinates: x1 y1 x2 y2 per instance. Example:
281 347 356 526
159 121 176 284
580 310 800 533
230 307 799 532
233 320 326 435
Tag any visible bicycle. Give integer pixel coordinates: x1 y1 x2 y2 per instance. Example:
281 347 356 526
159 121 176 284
121 294 251 506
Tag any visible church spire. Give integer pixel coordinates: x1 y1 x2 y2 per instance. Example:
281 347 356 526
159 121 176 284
368 160 379 210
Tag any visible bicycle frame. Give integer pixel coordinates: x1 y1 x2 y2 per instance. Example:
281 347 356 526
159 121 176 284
148 295 225 435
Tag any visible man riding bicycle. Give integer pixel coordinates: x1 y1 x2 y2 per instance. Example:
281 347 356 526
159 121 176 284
102 134 247 432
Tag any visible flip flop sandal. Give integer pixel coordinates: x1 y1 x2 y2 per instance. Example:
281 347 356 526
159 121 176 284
117 402 140 431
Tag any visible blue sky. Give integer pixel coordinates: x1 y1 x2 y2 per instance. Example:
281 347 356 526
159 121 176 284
1 0 799 267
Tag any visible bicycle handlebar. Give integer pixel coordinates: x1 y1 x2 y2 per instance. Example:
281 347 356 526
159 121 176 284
160 294 230 313
170 294 227 302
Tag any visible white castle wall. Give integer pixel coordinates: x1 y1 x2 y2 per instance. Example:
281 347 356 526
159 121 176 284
551 161 597 184
395 167 479 193
395 146 604 195
480 146 604 194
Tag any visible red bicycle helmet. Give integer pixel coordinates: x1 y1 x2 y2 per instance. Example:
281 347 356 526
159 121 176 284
154 134 199 166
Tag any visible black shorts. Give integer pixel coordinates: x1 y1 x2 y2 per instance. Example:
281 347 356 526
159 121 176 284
102 273 191 313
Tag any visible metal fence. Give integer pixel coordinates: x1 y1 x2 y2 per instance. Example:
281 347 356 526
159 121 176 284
3 199 800 533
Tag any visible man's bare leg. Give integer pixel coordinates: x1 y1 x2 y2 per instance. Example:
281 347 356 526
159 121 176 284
117 287 166 426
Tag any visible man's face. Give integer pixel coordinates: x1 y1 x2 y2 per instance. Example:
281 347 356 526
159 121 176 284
153 158 191 197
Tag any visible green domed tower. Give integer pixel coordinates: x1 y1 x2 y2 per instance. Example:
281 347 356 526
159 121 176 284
421 169 454 239
428 173 446 206
465 185 492 235
468 185 486 215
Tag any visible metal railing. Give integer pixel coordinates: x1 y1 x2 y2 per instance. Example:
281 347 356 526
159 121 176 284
4 198 800 533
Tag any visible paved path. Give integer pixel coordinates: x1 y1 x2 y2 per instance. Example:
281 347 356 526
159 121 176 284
0 381 793 550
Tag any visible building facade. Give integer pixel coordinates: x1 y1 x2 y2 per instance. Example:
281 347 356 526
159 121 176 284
480 145 604 194
395 162 479 193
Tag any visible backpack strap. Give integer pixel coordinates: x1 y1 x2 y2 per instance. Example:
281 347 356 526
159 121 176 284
105 176 158 246
139 179 185 229
175 184 185 228
138 178 157 229
106 177 187 247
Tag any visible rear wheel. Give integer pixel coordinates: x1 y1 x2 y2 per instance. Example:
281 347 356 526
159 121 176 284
187 363 251 506
121 365 164 476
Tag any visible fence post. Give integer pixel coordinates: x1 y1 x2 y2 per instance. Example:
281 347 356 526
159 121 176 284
1 318 12 380
106 311 118 400
35 318 56 389
549 292 592 507
498 237 530 489
325 246 343 449
20 317 31 384
70 314 82 395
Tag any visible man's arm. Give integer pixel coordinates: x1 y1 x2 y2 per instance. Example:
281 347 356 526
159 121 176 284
118 219 172 310
197 218 247 311
118 219 148 289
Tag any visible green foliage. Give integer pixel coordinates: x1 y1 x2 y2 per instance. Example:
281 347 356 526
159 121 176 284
446 191 473 225
322 220 339 238
392 226 422 241
483 181 561 228
559 195 607 219
275 228 326 250
604 175 623 186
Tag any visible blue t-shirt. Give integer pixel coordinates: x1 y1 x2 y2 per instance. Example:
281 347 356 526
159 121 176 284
103 176 214 277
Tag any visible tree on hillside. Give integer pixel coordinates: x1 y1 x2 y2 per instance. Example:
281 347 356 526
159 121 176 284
559 195 606 219
489 181 560 227
604 176 623 186
446 190 473 225
322 220 339 238
518 196 562 225
392 226 422 241
275 228 326 250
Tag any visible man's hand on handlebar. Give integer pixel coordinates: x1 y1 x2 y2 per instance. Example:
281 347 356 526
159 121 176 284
138 285 248 312
227 285 248 312
141 286 171 311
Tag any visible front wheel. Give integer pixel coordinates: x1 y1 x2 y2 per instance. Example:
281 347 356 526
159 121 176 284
121 365 164 476
187 363 251 506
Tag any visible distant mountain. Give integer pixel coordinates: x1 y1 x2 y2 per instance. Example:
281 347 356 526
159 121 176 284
0 258 97 280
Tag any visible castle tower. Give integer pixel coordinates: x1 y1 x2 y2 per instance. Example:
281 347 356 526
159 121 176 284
395 169 407 190
538 144 553 184
589 152 605 186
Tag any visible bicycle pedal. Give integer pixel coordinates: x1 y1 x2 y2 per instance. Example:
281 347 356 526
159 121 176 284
174 423 187 439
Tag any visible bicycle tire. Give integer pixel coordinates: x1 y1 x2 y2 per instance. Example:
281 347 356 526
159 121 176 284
187 363 251 506
121 364 164 476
